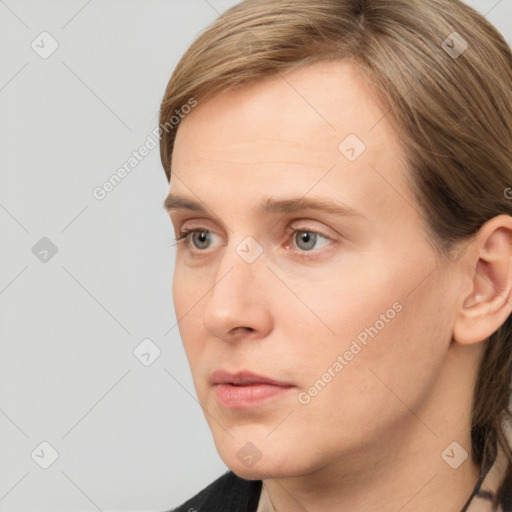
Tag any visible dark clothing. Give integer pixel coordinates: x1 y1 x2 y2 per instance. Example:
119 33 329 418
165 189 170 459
167 445 512 512
168 471 261 512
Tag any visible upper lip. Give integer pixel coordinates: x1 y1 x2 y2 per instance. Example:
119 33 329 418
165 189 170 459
210 369 294 387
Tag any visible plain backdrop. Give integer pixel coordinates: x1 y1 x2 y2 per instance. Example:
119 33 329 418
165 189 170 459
1 1 511 511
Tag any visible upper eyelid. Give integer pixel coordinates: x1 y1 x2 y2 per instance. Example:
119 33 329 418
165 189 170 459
177 218 335 234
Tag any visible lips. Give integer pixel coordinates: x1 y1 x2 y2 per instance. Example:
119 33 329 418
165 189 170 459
210 370 295 409
210 369 294 387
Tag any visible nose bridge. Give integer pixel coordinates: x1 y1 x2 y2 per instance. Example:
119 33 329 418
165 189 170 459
212 234 265 303
202 234 268 335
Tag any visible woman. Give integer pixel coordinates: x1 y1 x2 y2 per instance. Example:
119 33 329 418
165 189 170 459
159 0 512 510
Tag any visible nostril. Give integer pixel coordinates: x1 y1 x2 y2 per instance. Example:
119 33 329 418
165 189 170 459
229 326 255 337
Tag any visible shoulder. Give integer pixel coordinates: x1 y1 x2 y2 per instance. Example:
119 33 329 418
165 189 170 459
164 471 262 512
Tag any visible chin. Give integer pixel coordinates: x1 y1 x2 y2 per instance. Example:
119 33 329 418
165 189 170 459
227 460 295 481
219 445 310 481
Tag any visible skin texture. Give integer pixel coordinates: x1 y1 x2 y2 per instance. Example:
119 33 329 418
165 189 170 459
166 60 512 512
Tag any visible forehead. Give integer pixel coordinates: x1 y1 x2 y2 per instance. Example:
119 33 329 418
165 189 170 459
169 59 413 221
174 59 387 159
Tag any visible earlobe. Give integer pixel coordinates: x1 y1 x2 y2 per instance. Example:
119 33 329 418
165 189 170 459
453 215 512 345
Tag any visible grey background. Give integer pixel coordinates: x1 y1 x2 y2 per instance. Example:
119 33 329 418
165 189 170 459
1 1 511 511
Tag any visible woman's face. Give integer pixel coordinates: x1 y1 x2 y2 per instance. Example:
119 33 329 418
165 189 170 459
167 60 463 479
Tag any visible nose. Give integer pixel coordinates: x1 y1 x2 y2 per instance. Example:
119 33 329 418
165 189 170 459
201 242 273 342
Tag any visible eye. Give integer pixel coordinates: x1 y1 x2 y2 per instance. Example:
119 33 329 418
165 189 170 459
175 228 216 250
286 227 333 259
289 228 332 253
173 225 334 257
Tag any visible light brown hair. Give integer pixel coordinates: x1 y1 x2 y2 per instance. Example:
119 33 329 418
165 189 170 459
159 0 512 506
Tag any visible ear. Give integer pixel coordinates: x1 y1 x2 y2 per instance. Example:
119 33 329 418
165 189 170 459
453 214 512 345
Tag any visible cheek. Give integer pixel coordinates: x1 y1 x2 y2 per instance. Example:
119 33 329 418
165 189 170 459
280 260 404 370
171 269 206 363
291 264 453 445
171 269 188 321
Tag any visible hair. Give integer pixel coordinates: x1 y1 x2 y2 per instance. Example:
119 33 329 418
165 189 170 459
159 0 512 507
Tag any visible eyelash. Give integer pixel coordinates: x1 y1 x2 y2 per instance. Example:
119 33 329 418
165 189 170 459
172 226 333 260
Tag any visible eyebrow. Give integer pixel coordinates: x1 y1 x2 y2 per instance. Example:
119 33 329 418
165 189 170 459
163 194 364 218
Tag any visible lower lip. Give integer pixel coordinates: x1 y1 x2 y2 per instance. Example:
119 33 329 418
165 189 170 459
214 383 293 409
